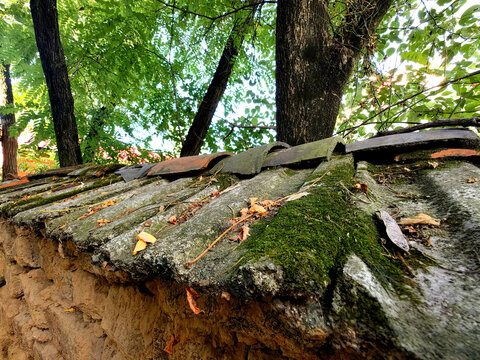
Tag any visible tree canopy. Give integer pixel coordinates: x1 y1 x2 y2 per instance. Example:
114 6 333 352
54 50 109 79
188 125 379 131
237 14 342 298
0 0 479 166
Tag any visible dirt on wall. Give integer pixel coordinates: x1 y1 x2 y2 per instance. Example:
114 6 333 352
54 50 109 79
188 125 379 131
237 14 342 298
0 219 356 360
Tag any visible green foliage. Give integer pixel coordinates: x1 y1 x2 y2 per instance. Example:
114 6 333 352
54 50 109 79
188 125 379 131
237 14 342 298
1 0 478 161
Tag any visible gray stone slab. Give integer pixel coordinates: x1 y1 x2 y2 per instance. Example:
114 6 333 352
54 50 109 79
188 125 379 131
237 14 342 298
346 128 479 155
262 136 345 168
215 142 290 176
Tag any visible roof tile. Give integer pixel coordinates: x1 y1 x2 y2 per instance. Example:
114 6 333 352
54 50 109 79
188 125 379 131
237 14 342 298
214 142 290 176
262 136 345 168
147 152 232 177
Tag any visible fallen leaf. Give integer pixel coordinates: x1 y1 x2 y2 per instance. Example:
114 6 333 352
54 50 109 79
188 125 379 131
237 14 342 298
136 231 157 244
96 219 111 227
168 215 177 224
249 197 258 207
428 161 439 168
158 205 165 213
64 308 76 312
353 183 368 196
402 226 417 234
163 334 175 355
185 286 203 314
78 200 118 220
249 204 267 216
239 208 249 217
379 210 409 253
466 177 478 183
144 219 153 227
132 239 147 255
211 190 220 197
221 292 231 301
398 213 441 226
237 225 250 242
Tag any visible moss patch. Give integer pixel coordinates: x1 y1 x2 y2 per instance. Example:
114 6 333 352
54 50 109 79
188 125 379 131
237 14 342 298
241 160 409 296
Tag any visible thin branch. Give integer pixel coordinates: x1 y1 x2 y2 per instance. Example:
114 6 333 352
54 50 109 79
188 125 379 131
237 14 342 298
374 117 480 137
155 0 271 22
342 69 480 137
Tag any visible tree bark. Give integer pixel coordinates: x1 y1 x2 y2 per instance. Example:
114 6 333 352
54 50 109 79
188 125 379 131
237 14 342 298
30 0 83 167
180 3 258 157
276 0 394 146
0 64 18 180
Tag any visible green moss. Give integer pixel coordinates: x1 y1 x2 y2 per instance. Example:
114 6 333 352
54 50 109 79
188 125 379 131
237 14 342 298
5 175 122 216
241 160 409 296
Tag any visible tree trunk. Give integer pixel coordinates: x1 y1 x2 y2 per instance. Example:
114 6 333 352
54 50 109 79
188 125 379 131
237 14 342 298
276 0 393 146
30 0 83 167
0 64 18 180
180 3 258 157
82 106 107 163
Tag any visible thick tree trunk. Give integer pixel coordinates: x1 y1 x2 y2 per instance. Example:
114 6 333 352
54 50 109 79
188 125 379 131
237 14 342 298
180 3 257 157
30 0 83 167
276 0 393 146
0 64 18 180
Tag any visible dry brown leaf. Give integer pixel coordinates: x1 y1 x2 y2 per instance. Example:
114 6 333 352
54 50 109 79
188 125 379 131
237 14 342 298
353 183 368 196
163 334 175 355
96 219 111 227
78 200 118 220
144 219 153 227
239 208 249 217
249 204 267 216
185 286 203 315
168 215 177 225
237 225 250 242
466 177 478 183
398 213 441 226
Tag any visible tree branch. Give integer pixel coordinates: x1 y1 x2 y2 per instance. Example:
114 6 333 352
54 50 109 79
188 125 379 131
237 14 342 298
342 69 480 137
373 117 480 137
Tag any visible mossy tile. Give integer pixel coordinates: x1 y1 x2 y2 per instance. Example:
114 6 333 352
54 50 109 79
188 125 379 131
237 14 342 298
262 136 345 168
217 142 290 176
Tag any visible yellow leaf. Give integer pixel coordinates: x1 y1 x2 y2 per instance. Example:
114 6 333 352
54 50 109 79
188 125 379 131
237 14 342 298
136 231 156 244
132 239 147 255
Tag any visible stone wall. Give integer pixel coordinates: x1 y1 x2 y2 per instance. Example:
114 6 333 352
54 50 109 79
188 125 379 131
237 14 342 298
0 219 341 360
